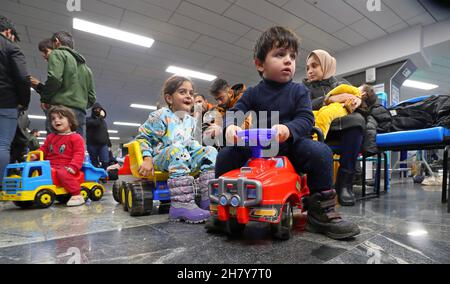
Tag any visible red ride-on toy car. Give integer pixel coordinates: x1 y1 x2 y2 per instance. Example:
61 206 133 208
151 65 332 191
207 129 310 240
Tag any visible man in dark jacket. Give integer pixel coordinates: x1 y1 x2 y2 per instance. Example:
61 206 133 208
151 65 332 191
31 31 96 139
0 15 31 185
86 103 111 169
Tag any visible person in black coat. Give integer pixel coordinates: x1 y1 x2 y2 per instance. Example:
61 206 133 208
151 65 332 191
303 50 366 206
0 15 30 185
86 103 111 169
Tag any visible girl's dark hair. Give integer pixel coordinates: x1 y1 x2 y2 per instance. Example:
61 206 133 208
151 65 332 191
161 75 194 108
47 105 78 132
254 26 300 64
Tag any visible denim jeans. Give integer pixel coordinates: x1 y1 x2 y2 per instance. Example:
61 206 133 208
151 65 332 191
0 108 18 184
87 144 109 169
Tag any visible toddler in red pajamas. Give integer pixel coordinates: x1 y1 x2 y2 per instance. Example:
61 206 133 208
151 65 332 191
31 106 85 207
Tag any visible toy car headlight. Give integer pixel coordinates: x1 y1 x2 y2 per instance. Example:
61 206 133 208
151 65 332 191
230 196 240 208
219 195 228 206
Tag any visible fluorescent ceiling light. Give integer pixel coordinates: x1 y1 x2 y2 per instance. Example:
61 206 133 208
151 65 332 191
39 142 44 145
403 80 438 90
29 115 47 120
39 131 47 134
108 130 119 134
166 66 217 82
130 104 157 110
110 137 121 140
73 18 154 48
114 122 141 127
37 137 46 140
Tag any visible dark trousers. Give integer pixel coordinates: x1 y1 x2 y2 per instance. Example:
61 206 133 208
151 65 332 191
326 127 363 173
87 144 109 169
215 138 333 194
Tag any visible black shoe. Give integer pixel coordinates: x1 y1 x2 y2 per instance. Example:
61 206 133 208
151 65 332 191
305 190 360 240
335 168 356 206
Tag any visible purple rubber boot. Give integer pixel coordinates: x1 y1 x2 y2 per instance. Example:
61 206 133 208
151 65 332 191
168 176 210 224
197 170 215 210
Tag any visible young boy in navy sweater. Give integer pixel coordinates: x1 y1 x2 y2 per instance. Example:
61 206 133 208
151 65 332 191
215 27 360 240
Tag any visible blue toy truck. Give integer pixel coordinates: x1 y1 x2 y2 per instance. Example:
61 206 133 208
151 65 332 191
0 151 108 209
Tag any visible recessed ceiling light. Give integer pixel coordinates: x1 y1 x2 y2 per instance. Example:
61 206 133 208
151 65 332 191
166 66 217 82
130 104 157 110
73 18 154 48
29 115 47 120
114 122 141 127
403 80 438 90
108 130 119 134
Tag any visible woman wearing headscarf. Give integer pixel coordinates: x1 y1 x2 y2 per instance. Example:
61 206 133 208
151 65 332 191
303 50 366 207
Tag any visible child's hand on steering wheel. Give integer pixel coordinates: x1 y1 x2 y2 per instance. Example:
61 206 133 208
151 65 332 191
272 124 290 143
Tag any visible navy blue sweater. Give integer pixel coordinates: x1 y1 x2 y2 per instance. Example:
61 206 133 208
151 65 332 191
225 79 314 143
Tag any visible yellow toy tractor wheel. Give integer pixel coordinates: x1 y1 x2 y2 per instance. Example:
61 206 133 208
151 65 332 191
121 184 128 212
126 182 154 217
112 181 121 203
34 189 55 209
80 187 90 202
89 186 104 202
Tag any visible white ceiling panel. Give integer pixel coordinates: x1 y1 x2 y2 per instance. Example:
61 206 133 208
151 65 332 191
283 0 345 33
304 0 364 26
296 23 350 52
383 0 426 21
407 12 436 26
99 0 173 22
224 4 275 32
140 0 182 11
169 13 240 43
344 0 404 30
349 18 387 40
334 27 368 46
176 1 250 36
235 0 305 29
184 0 233 14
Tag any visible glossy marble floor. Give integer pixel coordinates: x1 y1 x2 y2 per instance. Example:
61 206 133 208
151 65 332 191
0 179 449 264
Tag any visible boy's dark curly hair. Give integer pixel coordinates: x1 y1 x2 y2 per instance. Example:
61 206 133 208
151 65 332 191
254 26 300 72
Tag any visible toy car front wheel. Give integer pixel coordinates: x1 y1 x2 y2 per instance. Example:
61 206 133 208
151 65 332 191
225 219 246 237
34 189 55 209
13 201 34 209
205 216 224 234
89 186 104 201
80 187 90 202
271 202 294 240
127 182 153 217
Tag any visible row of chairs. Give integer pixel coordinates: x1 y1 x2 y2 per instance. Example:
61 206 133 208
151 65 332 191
357 94 450 213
